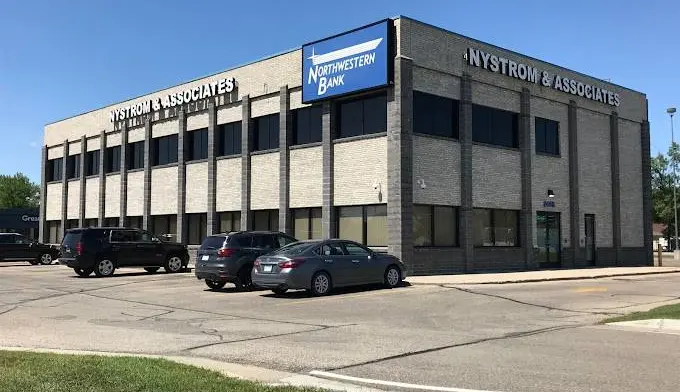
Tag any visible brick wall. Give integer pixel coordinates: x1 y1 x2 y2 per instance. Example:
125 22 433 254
128 127 145 143
250 152 280 210
472 145 521 210
619 119 644 247
185 162 208 213
66 181 80 219
334 137 388 206
289 146 323 208
150 167 178 215
215 158 241 211
187 112 208 131
412 135 461 205
84 178 99 218
126 171 144 216
45 183 62 220
152 119 178 138
104 174 120 217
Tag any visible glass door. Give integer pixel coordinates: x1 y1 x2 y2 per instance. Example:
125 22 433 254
585 214 596 265
537 212 561 268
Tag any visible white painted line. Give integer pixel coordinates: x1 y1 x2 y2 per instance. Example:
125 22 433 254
309 370 505 392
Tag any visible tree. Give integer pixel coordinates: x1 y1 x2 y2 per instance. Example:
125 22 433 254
0 173 40 209
652 143 680 242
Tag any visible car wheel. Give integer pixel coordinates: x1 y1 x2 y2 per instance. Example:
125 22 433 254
205 280 226 290
384 265 401 288
144 267 160 274
164 256 183 273
310 271 332 297
272 287 288 295
74 268 92 277
94 258 115 277
38 253 53 265
234 266 254 291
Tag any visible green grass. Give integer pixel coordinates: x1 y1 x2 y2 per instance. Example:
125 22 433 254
0 350 320 392
603 303 680 323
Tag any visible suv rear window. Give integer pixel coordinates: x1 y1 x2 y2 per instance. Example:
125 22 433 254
62 230 83 247
200 236 227 250
226 236 252 247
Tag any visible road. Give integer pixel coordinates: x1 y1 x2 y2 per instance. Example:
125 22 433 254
1 262 680 392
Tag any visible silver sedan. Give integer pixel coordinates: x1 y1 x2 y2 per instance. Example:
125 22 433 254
251 239 406 296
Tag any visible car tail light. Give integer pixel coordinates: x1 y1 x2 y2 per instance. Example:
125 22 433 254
278 258 305 269
254 259 261 267
75 242 83 256
217 248 235 258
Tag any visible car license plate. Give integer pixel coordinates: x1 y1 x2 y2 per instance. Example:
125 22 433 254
263 265 273 273
201 255 209 261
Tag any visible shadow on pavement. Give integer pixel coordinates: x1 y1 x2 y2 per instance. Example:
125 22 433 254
259 281 412 300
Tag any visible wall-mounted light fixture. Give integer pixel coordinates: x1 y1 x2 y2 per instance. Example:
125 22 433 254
547 189 555 198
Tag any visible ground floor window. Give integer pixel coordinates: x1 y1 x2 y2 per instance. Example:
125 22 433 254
292 207 322 240
151 215 177 241
104 217 119 228
473 208 519 247
252 210 279 232
413 205 458 247
65 220 79 230
84 218 98 228
337 204 387 247
47 221 61 244
127 216 143 229
187 213 207 245
218 211 241 233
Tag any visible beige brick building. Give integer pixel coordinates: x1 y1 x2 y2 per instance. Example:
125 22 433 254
41 17 651 274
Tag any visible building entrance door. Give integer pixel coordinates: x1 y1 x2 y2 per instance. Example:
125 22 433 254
537 211 561 268
585 214 596 266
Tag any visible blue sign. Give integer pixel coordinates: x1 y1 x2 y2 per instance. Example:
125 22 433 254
543 200 556 208
302 20 391 103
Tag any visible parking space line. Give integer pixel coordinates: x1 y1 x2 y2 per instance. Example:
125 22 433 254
574 287 608 293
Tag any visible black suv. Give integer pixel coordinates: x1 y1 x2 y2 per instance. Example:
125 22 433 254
195 231 297 290
0 233 61 265
60 227 190 277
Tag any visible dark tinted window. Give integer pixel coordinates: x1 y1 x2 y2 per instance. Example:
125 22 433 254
337 93 387 139
47 158 63 181
472 105 518 148
200 236 227 250
252 114 280 152
188 128 208 161
153 134 178 166
271 242 314 256
106 146 121 173
535 117 560 155
217 122 242 156
66 155 80 179
0 235 13 244
126 141 144 170
343 242 370 255
292 106 322 145
253 234 277 249
227 235 252 247
276 234 297 248
413 91 459 138
62 230 83 247
86 150 100 176
110 230 136 242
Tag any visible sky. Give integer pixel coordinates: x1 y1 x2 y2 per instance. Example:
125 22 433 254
0 0 678 183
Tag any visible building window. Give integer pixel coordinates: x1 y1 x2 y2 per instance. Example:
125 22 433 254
413 205 458 247
292 208 322 240
252 210 279 231
473 208 519 247
152 134 178 166
151 215 177 240
252 114 280 152
103 217 119 227
337 93 387 139
292 106 322 145
337 204 387 247
66 155 80 179
126 141 144 170
413 91 459 138
218 122 242 156
47 220 61 244
186 213 207 245
127 216 143 229
218 211 241 233
535 117 560 156
47 158 63 182
105 146 121 173
86 150 100 176
472 105 519 148
83 218 98 228
188 128 208 161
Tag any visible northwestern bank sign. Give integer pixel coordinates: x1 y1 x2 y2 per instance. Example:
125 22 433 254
109 77 236 122
465 48 620 107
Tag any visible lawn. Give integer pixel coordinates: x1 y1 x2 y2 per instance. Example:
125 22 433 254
603 302 680 323
0 350 320 392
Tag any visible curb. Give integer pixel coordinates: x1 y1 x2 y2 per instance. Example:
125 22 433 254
407 270 680 286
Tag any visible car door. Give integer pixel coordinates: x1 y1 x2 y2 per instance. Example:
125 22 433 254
134 230 163 266
340 241 375 284
109 230 138 266
13 234 36 260
317 242 353 287
0 235 14 260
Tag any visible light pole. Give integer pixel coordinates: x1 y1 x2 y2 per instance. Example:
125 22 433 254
668 107 678 259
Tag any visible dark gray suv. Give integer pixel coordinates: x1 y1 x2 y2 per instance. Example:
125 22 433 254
195 231 298 290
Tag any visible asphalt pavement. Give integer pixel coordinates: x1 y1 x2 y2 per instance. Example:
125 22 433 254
2 262 680 392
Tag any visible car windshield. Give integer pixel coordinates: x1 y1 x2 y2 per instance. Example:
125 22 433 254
269 242 315 256
200 236 226 250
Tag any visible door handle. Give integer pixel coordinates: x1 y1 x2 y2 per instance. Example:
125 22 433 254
324 259 333 263
351 260 360 263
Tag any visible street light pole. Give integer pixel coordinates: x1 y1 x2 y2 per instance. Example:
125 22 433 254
668 107 678 260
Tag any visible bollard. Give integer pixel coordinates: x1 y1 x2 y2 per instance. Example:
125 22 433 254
658 243 663 267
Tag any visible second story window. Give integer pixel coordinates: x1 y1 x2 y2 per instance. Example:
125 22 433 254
292 106 322 145
188 128 208 161
126 141 144 170
252 114 279 152
413 91 459 138
105 146 121 173
86 150 100 176
472 104 519 148
66 154 80 179
337 93 387 139
47 158 63 182
152 134 178 166
217 122 242 156
535 117 560 156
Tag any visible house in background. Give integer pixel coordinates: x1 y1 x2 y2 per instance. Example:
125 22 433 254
653 223 668 251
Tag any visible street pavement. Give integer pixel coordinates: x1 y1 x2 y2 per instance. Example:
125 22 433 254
2 262 680 391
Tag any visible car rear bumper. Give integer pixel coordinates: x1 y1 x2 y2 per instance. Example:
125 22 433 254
60 257 94 269
194 264 238 282
252 271 308 290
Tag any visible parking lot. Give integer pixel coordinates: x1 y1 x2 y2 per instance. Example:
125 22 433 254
3 262 680 391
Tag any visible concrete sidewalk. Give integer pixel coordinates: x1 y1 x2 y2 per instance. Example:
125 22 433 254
406 266 680 285
606 319 680 335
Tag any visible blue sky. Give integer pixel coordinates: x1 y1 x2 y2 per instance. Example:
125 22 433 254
0 0 677 182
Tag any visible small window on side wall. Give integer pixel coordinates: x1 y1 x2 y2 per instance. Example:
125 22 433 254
535 117 560 156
